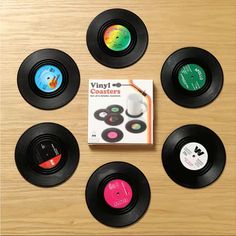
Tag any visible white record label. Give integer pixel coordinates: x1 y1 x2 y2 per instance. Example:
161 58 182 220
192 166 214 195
180 142 208 171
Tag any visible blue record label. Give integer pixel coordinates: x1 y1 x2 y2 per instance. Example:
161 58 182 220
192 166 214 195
34 65 63 93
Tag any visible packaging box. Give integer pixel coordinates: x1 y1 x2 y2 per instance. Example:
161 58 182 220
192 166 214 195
88 80 153 145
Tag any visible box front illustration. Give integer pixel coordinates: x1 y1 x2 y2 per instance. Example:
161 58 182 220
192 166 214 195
88 80 153 145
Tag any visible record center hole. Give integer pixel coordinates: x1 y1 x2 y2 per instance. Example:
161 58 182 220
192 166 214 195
192 155 195 157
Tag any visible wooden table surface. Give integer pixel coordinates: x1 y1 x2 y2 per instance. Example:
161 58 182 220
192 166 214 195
1 0 236 235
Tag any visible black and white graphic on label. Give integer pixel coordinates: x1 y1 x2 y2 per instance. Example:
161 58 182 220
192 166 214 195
99 112 107 118
180 142 208 171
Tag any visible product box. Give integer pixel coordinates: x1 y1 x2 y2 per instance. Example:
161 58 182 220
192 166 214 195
88 80 153 145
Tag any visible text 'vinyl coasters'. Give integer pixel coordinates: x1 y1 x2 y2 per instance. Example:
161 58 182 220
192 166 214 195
161 47 223 108
15 123 80 187
86 8 148 68
17 48 80 110
162 125 226 188
86 162 151 227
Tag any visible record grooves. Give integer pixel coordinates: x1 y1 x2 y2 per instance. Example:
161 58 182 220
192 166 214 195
15 123 80 187
86 8 148 68
85 162 150 227
161 47 223 108
17 48 80 110
162 125 226 188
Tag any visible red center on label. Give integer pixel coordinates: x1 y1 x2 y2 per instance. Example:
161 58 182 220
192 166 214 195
39 154 62 169
103 179 133 209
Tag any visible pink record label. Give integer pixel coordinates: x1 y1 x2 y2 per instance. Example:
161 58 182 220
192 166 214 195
104 179 133 209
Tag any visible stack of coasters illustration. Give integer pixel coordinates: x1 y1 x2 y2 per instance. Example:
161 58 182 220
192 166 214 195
88 80 153 144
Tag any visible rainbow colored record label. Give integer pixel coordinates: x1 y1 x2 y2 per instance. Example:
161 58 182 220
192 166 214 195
104 179 133 209
34 65 63 93
103 25 131 51
178 64 206 91
131 123 141 131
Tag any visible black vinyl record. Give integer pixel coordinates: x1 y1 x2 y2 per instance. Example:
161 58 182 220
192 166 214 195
94 109 109 121
86 162 150 227
86 8 148 68
15 123 80 187
104 113 124 126
101 128 124 143
126 120 147 133
162 125 226 188
17 49 80 110
161 47 223 108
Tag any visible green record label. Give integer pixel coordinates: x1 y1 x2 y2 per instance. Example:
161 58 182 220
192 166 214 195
111 107 119 112
178 64 206 91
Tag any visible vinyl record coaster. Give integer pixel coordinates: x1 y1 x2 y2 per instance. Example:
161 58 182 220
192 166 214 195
102 128 123 143
162 125 226 188
86 162 150 227
126 120 146 133
104 113 124 126
87 8 148 68
106 104 124 113
94 109 109 121
17 49 80 110
161 47 223 108
15 123 80 187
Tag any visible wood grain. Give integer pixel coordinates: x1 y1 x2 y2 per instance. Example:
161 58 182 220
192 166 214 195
1 0 236 235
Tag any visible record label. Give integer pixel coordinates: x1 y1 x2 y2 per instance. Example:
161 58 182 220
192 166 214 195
162 124 226 188
39 155 62 169
94 109 109 121
15 123 80 187
180 142 208 171
85 161 150 227
126 120 146 133
107 131 118 139
161 47 224 108
105 113 124 126
103 25 131 51
106 104 124 113
86 9 148 68
17 49 80 110
104 179 133 208
178 64 206 91
131 123 141 130
111 107 120 112
33 140 62 169
102 128 124 142
34 65 63 93
99 111 108 118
